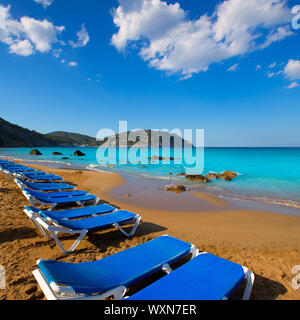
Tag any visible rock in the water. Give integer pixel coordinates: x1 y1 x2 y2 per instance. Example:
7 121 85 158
185 175 210 183
164 184 188 193
222 171 238 179
52 152 63 155
62 157 70 160
29 149 42 156
218 173 232 181
205 172 220 179
74 150 85 157
205 171 238 181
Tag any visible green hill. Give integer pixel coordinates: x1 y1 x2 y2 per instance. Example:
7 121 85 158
0 117 194 148
45 131 97 146
0 117 97 147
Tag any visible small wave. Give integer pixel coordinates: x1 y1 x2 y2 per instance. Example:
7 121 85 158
87 163 100 168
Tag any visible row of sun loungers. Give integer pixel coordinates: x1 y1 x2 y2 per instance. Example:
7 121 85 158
0 158 255 300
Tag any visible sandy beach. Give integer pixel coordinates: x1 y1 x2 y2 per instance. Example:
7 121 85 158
1 163 300 300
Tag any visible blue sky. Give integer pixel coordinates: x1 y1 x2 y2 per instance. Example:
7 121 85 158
0 0 300 146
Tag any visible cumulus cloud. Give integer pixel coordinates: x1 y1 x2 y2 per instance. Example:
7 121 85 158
284 59 300 80
34 0 54 9
21 17 65 52
69 23 90 48
0 4 64 55
112 0 293 78
9 39 33 56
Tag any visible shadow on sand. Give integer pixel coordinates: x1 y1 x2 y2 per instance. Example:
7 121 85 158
0 227 38 244
87 221 167 252
231 274 287 300
0 188 14 193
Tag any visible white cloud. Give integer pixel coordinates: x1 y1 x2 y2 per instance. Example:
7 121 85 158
21 17 64 53
70 24 90 48
269 62 276 68
112 0 293 78
9 39 33 56
256 64 262 70
227 63 239 72
267 70 282 78
34 0 54 9
0 4 64 56
284 59 300 80
285 81 299 89
0 4 88 63
68 61 78 67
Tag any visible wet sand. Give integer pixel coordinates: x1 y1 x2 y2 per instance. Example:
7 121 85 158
0 163 300 300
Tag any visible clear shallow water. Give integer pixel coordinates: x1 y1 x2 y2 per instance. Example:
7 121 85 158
0 147 299 208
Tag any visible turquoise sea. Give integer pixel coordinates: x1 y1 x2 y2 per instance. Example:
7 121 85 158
0 147 299 208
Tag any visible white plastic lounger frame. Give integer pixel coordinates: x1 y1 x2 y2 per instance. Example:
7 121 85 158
21 189 99 211
24 207 142 254
32 235 199 300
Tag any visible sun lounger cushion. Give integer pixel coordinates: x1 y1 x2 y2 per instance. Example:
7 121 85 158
17 179 74 191
26 204 116 219
37 236 192 295
129 253 246 300
24 189 88 199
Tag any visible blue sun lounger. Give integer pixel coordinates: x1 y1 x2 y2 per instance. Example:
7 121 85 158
129 252 255 300
25 204 116 220
20 172 63 182
1 165 37 178
0 160 14 164
14 178 75 192
23 188 89 199
21 188 99 210
24 206 141 254
32 235 197 299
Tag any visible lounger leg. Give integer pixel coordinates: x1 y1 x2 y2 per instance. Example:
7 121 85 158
242 267 255 300
49 227 88 254
24 209 53 240
113 215 141 238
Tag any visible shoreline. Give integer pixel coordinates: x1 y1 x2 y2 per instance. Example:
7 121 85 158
2 154 300 212
0 162 300 299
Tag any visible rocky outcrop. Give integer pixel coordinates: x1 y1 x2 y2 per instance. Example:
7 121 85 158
52 152 63 155
29 149 42 156
164 184 188 193
74 150 85 157
222 171 238 179
185 175 210 183
205 171 238 181
205 173 219 179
